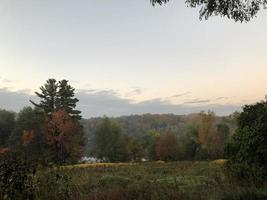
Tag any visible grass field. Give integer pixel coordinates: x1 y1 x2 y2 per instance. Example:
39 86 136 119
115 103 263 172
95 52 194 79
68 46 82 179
37 160 265 200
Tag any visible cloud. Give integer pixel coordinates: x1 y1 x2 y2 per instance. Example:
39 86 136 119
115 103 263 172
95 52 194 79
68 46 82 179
125 88 143 97
170 92 191 98
184 99 211 104
214 96 231 101
76 90 241 118
0 88 38 111
0 77 18 84
0 88 242 118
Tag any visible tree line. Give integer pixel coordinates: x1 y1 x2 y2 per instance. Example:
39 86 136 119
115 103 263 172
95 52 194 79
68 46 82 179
90 101 266 183
90 111 235 162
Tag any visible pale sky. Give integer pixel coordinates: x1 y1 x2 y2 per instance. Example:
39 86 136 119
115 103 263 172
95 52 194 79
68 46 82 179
0 0 267 117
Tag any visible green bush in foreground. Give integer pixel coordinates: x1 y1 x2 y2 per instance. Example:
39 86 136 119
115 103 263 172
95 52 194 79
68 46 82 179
225 100 267 184
0 153 73 200
0 155 35 200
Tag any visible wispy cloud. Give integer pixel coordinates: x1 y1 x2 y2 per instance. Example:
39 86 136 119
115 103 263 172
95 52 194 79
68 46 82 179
214 96 231 101
170 92 191 98
125 88 143 97
184 99 211 104
76 90 241 117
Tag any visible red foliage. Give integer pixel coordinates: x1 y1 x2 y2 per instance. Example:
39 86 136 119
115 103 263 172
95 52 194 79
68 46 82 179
22 130 35 146
44 109 82 161
0 147 11 155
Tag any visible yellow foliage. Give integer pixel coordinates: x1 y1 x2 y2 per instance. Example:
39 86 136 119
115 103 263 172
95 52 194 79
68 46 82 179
212 159 227 165
61 162 132 170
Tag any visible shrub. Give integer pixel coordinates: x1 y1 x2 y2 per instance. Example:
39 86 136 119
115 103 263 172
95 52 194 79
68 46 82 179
33 169 73 200
225 100 267 184
0 154 35 200
221 189 267 200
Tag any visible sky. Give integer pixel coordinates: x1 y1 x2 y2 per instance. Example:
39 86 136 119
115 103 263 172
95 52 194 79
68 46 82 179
0 0 267 118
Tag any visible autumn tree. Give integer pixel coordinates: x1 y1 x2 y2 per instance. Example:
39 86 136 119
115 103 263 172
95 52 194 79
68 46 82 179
198 112 217 148
151 0 267 22
196 112 231 159
155 133 180 161
30 79 81 120
197 111 224 159
44 109 83 164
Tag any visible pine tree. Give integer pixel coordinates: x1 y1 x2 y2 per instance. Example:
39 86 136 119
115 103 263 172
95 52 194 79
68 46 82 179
30 79 81 120
56 80 81 120
30 79 57 115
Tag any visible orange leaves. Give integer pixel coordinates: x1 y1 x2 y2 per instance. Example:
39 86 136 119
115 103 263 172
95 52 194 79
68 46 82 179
44 109 82 162
45 109 80 145
0 147 11 155
22 130 35 146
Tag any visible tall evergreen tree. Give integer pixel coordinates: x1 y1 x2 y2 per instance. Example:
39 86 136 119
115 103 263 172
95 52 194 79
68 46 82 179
30 79 58 115
56 80 81 120
30 79 81 120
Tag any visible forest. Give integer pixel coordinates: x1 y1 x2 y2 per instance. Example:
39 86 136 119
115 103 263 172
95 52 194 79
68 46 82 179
0 79 266 200
82 112 237 162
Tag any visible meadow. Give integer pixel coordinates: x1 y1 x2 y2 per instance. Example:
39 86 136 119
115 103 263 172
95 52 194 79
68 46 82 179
37 160 266 200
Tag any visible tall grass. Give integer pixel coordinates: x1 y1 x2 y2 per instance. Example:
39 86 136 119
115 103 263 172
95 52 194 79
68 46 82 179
46 161 266 200
2 160 266 199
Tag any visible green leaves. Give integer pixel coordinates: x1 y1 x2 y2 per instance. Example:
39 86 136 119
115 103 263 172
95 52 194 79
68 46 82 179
225 100 267 183
151 0 267 22
151 0 169 6
0 109 15 147
93 117 128 162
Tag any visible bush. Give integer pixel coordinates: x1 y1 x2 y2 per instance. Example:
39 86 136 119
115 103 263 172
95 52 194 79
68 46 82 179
0 153 73 200
225 162 266 186
221 189 267 200
0 154 35 200
33 169 73 200
225 100 267 184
